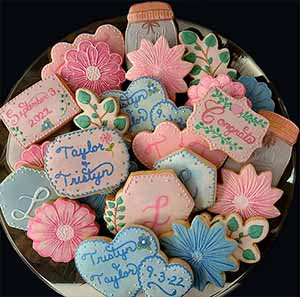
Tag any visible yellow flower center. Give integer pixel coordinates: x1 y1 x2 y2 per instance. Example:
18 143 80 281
56 225 74 241
234 195 249 210
86 66 101 81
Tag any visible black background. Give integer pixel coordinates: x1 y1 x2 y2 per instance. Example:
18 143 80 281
0 0 299 296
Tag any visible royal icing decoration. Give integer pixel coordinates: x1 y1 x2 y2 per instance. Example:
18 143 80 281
210 213 269 264
60 40 126 95
0 167 58 230
14 141 49 170
209 164 283 219
42 24 125 79
45 127 130 198
187 87 269 162
27 198 99 263
125 2 177 64
101 77 192 135
154 149 217 210
132 121 227 168
179 31 237 84
126 36 193 100
74 88 129 134
160 215 238 291
0 75 80 148
104 170 194 235
186 74 247 107
75 225 193 297
138 255 193 297
238 76 275 112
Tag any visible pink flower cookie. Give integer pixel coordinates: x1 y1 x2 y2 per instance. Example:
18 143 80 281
27 198 99 263
42 24 124 79
132 121 227 168
14 141 49 170
60 40 126 95
186 74 248 107
126 36 193 100
209 164 283 220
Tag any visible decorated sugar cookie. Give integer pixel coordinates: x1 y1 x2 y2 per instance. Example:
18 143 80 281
45 127 130 198
125 2 177 63
126 36 193 100
0 75 80 148
186 73 247 107
74 88 129 134
132 121 227 168
239 76 275 112
0 167 58 230
14 141 50 169
101 77 192 135
59 40 126 95
187 87 269 162
154 149 217 210
179 30 237 84
75 225 193 297
224 111 299 186
104 170 194 235
209 164 283 219
27 198 99 263
42 24 125 79
160 215 238 291
210 212 269 264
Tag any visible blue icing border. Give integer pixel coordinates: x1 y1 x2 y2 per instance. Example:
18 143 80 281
44 127 130 199
0 167 58 230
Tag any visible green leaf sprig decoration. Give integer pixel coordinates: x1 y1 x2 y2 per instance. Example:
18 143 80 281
211 213 269 264
104 194 126 234
73 88 130 134
179 30 237 84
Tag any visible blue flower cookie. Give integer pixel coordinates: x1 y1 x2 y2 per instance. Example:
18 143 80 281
160 215 238 291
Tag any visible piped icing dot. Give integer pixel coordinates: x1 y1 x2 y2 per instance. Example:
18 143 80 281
234 195 249 210
86 66 101 81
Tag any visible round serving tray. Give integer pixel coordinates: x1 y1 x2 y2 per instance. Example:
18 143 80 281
0 17 296 297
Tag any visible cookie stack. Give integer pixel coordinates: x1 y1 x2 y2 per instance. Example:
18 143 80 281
0 2 298 297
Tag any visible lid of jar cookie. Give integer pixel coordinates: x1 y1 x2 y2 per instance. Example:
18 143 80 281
259 111 299 145
127 2 174 23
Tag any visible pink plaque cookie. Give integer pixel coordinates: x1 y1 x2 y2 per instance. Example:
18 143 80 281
132 121 227 168
104 170 195 235
0 75 80 148
45 127 130 198
42 24 125 79
187 87 269 163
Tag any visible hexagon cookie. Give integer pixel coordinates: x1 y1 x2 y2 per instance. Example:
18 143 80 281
104 170 195 235
154 149 217 211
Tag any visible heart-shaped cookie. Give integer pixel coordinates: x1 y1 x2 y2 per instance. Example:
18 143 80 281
75 226 159 296
138 255 193 297
101 77 191 135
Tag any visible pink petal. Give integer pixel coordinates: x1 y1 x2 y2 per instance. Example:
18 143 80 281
41 141 50 156
65 50 79 63
108 53 122 65
216 73 231 87
71 206 96 228
27 221 54 241
75 224 99 240
200 75 216 88
100 62 119 75
64 61 86 74
32 237 62 258
95 42 110 66
37 204 60 227
54 199 77 225
51 241 74 263
78 40 94 53
76 51 90 68
87 45 99 66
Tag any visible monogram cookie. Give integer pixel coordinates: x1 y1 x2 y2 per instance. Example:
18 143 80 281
45 127 130 198
0 167 58 230
104 170 194 235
